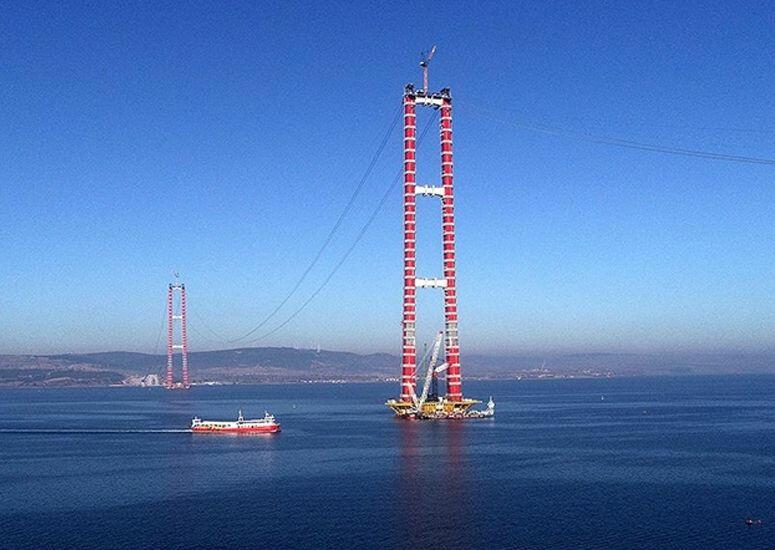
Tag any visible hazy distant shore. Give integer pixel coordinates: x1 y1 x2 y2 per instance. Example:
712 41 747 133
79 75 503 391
1 347 774 388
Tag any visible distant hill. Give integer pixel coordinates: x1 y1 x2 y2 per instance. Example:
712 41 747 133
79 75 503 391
1 347 774 387
0 348 397 387
466 351 775 377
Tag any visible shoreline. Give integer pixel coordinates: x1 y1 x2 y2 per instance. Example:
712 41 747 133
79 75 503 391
3 371 775 389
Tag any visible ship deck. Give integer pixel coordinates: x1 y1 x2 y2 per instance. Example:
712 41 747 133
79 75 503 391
385 397 480 419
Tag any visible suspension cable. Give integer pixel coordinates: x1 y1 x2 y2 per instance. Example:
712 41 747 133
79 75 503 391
226 104 403 343
238 111 440 344
466 102 775 165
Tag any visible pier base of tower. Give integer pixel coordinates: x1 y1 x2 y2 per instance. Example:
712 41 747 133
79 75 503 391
385 396 493 420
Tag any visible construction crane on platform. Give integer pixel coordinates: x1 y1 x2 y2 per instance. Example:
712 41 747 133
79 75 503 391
412 331 445 409
402 328 492 419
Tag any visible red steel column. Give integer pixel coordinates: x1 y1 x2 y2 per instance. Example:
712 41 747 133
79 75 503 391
180 284 189 388
166 284 174 389
440 93 461 401
401 87 417 402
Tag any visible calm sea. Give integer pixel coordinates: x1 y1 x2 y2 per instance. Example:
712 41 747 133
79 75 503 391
1 376 773 549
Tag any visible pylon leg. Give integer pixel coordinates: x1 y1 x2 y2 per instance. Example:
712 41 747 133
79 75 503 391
401 89 417 402
165 285 174 390
439 97 461 402
180 285 189 388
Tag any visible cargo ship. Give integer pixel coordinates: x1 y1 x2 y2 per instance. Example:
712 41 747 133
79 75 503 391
190 410 280 434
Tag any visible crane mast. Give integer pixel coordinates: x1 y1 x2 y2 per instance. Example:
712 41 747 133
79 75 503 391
418 332 444 407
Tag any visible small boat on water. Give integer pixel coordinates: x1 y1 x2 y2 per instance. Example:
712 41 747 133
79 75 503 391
191 410 280 434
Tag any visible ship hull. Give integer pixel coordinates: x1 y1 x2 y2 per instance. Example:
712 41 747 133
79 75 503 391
385 396 494 420
191 424 280 434
191 410 280 434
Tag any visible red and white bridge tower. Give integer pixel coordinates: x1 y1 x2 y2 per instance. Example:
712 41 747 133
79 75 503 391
386 59 482 419
400 82 462 404
165 277 190 390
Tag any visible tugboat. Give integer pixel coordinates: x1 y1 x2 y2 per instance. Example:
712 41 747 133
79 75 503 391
191 410 280 434
466 396 495 418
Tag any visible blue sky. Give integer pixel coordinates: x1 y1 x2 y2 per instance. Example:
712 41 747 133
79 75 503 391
2 1 775 355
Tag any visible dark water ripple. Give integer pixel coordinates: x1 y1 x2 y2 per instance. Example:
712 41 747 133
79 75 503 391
0 376 773 549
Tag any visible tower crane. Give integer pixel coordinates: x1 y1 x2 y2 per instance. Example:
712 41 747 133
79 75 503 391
408 331 444 410
419 45 437 92
408 339 435 408
418 331 445 408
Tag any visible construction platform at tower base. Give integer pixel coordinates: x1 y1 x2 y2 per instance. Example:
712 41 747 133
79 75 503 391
385 396 494 420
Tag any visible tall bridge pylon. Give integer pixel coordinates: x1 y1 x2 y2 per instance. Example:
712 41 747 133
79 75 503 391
386 54 483 419
166 277 190 390
400 83 461 404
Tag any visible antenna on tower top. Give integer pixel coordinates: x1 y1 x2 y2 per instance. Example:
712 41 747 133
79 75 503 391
419 45 437 92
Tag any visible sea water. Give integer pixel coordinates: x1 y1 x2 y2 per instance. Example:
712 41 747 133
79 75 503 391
0 376 773 549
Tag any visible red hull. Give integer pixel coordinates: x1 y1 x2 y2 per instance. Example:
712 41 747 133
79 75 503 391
192 424 280 434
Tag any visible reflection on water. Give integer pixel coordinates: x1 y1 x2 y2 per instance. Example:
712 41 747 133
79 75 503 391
2 378 775 549
396 420 476 547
